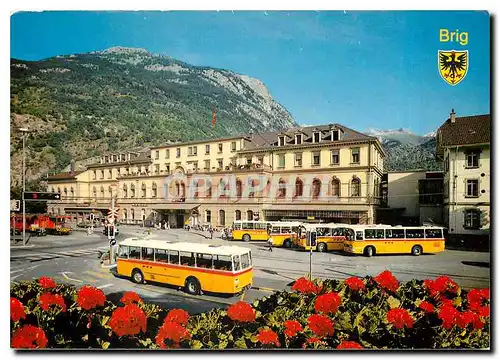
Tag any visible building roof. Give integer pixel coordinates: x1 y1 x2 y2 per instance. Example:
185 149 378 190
150 135 248 150
438 114 491 147
118 238 252 256
46 171 85 181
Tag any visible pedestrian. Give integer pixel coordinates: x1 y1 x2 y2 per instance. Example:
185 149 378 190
267 236 273 252
209 226 214 239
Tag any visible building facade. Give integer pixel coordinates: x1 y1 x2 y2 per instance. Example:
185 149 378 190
436 110 491 241
47 124 386 228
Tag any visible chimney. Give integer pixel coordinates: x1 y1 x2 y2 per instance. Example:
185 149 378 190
450 109 456 123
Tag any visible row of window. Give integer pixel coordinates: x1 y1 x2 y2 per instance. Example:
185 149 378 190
444 151 482 173
362 228 443 240
154 142 239 160
280 148 359 168
117 246 251 271
277 129 344 147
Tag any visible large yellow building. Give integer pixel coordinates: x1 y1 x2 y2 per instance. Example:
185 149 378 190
47 124 386 228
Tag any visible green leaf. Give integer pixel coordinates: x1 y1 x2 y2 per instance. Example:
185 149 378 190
234 337 248 349
218 340 228 349
101 315 110 327
101 342 110 350
337 312 352 331
452 297 462 307
387 296 401 309
191 340 203 349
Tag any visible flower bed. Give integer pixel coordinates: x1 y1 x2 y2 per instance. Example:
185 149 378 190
10 271 490 349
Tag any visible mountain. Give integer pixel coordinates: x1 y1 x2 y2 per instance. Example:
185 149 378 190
10 46 297 189
364 128 442 172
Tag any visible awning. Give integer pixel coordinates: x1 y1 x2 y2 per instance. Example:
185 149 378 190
153 204 200 211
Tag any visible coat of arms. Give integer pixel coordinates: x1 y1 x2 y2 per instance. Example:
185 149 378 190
438 50 468 86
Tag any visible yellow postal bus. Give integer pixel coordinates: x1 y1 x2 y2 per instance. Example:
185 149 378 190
231 220 271 242
116 239 253 295
342 225 446 257
268 222 303 248
295 223 349 252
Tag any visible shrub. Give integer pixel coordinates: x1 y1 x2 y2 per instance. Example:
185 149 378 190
10 272 490 350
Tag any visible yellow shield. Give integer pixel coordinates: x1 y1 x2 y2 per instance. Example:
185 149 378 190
438 50 468 86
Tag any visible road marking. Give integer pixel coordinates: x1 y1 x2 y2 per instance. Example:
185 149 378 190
97 284 113 289
137 285 233 306
251 286 277 293
60 272 83 283
84 271 111 279
10 269 24 274
11 274 23 280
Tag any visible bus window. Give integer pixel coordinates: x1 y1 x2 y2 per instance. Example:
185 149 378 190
241 253 251 269
168 250 180 265
425 229 443 238
282 227 291 234
345 229 354 240
356 231 363 240
292 226 300 234
129 246 140 259
142 247 154 261
375 229 385 239
180 252 195 267
387 229 405 239
196 253 213 268
364 229 375 239
155 249 168 263
214 255 232 271
406 229 424 239
117 245 129 259
242 222 253 230
233 255 241 272
271 226 281 234
332 228 344 236
233 222 241 230
255 223 267 230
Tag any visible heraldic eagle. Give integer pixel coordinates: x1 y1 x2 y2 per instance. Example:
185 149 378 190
439 51 467 79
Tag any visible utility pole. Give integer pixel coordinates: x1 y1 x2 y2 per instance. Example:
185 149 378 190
19 128 29 247
109 196 116 264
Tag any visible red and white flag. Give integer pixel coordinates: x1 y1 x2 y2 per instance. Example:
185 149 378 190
212 108 216 128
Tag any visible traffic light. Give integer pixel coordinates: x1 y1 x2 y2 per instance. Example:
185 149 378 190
23 192 61 201
308 231 317 247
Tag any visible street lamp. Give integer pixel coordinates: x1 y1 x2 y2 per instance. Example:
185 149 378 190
17 127 29 247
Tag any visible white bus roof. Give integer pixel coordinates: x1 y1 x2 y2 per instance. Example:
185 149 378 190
269 221 303 227
118 238 251 256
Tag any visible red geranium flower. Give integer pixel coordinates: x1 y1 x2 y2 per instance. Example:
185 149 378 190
314 292 342 315
456 311 478 329
256 328 280 347
11 297 26 322
425 276 459 297
291 277 319 294
165 309 190 326
77 285 106 310
344 277 365 291
155 321 191 349
374 270 399 292
467 288 490 318
120 291 142 305
307 314 334 337
283 320 302 338
11 325 48 349
38 276 56 289
109 304 147 337
424 279 439 297
39 293 67 313
438 295 454 308
438 304 460 329
227 301 256 323
337 340 364 349
387 308 414 329
418 301 435 313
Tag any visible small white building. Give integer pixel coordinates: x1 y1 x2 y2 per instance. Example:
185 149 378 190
436 110 491 242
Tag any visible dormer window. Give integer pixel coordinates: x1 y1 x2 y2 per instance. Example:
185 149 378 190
313 132 321 143
332 129 340 141
295 134 302 145
278 136 285 147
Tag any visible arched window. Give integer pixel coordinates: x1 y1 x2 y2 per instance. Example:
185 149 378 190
205 210 212 223
92 187 96 199
63 188 68 198
123 184 128 198
219 210 226 226
130 209 135 220
180 182 186 198
141 183 147 198
331 177 340 197
235 210 241 221
277 178 286 198
57 187 61 195
351 177 361 197
152 183 157 198
123 209 127 220
70 187 74 198
142 209 146 221
219 178 227 198
295 178 304 197
312 178 321 199
108 186 113 198
51 187 55 193
175 181 180 196
247 210 253 221
236 179 242 198
206 180 212 198
249 179 256 198
100 187 105 198
130 183 136 198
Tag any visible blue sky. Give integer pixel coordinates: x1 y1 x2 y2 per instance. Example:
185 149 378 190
11 11 490 135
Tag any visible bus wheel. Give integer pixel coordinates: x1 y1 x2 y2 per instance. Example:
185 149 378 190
283 239 292 248
411 245 423 256
364 246 375 257
242 234 251 242
132 269 144 284
317 242 327 252
185 277 201 295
